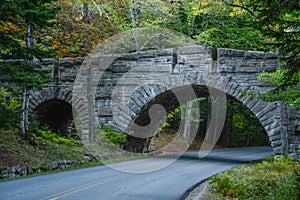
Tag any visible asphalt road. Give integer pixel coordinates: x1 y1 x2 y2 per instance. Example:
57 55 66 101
0 146 272 200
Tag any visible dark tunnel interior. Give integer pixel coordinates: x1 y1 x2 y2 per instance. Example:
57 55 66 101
36 99 74 135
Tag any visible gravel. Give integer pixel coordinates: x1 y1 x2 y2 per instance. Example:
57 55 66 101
184 180 211 200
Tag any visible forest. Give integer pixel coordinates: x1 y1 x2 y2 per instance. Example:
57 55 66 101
0 0 299 147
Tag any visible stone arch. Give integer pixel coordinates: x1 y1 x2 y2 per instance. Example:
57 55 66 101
123 76 288 157
28 88 72 112
28 88 78 135
222 80 287 157
128 83 168 119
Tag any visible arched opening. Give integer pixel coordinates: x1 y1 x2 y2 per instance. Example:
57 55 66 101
36 99 75 136
123 85 270 153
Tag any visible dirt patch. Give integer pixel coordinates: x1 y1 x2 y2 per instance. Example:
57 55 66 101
0 147 26 166
149 133 226 154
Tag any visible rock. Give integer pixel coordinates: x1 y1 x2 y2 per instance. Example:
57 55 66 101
66 165 71 168
21 166 27 175
10 173 16 179
10 167 16 173
16 166 22 173
51 161 59 170
73 161 78 167
27 166 33 174
66 160 72 165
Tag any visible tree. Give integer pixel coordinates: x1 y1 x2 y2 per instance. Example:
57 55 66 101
168 0 271 51
248 0 300 106
126 0 173 52
0 0 58 136
167 0 299 106
47 0 125 58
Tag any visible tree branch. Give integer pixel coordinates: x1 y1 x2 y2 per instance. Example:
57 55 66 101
222 0 256 17
89 0 111 21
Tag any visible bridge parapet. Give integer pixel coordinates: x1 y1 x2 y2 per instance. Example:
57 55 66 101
217 48 279 73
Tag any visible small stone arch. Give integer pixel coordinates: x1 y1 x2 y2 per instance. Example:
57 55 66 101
28 88 76 135
28 88 72 113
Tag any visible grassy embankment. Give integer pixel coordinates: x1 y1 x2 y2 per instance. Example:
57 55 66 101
204 156 300 200
0 128 142 181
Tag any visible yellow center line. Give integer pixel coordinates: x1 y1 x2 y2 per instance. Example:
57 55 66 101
41 174 131 200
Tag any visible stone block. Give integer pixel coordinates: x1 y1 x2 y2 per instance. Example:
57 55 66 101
245 50 265 59
27 166 33 174
269 134 282 142
51 161 59 170
178 45 207 55
271 140 282 148
218 48 245 57
268 126 283 137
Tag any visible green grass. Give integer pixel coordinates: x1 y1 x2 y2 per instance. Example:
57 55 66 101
208 156 300 200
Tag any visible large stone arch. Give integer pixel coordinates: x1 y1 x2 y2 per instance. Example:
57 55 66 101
223 81 288 157
122 74 290 157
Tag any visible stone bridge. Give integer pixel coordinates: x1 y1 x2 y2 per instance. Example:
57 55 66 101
27 45 300 159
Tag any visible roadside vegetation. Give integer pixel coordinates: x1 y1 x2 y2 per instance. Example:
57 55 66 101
0 126 133 180
206 156 300 200
0 128 88 171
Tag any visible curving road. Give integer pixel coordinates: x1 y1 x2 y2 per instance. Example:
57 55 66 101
0 146 272 200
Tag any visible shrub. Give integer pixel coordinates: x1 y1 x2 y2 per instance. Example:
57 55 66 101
32 128 80 146
98 127 126 147
210 157 300 199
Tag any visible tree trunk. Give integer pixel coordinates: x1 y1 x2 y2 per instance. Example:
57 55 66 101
129 3 141 52
20 23 34 137
26 23 34 62
83 3 90 19
183 101 199 144
20 89 28 137
183 101 193 143
218 99 234 146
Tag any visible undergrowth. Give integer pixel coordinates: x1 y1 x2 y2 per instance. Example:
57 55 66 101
209 157 300 200
32 128 81 146
0 128 87 167
99 127 126 147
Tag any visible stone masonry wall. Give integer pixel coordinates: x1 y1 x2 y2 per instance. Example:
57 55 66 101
26 45 300 158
